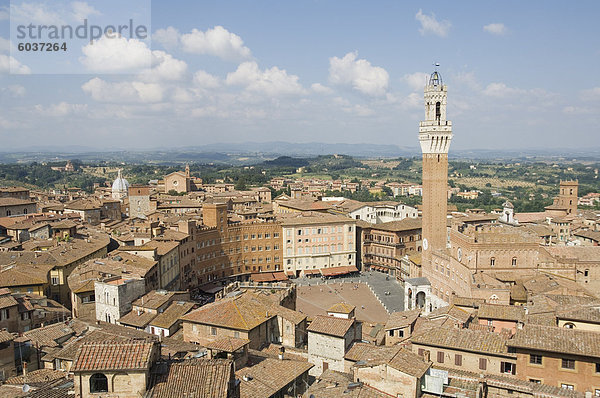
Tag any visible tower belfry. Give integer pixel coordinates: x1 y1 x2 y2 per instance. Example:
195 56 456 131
419 68 453 254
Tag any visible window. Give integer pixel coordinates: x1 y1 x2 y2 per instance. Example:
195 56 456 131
561 359 575 369
90 373 108 393
564 322 575 329
501 362 515 375
529 379 541 384
0 309 8 320
512 257 517 266
418 348 424 356
210 327 217 336
388 330 394 337
455 354 462 366
490 257 495 266
21 312 30 321
234 331 240 338
596 363 600 373
437 351 444 363
51 276 60 285
595 389 600 397
529 354 542 365
479 358 487 370
561 384 574 391
399 330 404 338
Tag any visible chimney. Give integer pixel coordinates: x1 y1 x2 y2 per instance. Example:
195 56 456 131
278 346 285 360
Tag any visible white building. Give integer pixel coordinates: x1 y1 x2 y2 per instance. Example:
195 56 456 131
94 277 145 324
280 212 357 277
348 202 418 224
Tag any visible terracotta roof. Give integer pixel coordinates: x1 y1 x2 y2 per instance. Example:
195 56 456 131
118 310 157 328
72 341 156 371
411 328 514 357
150 301 195 329
304 369 392 398
236 357 313 398
133 290 188 310
556 305 600 324
205 337 250 353
307 315 354 338
0 329 13 343
146 359 234 398
508 325 600 358
278 211 354 226
365 217 422 232
345 342 400 363
387 347 431 378
181 294 274 331
0 292 18 309
328 302 356 314
4 369 66 387
46 329 135 362
428 305 471 324
21 320 86 347
384 309 421 330
477 303 526 322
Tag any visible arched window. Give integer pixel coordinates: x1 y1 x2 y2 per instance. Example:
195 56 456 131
490 257 495 266
512 257 517 266
435 102 441 120
90 373 108 393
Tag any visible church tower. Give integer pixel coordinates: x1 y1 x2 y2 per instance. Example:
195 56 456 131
419 69 452 255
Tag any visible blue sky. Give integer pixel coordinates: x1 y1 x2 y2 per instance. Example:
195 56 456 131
0 1 599 151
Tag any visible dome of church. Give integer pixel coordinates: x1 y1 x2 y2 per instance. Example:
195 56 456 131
112 169 129 195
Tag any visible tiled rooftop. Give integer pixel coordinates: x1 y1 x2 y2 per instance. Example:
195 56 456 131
509 324 600 358
307 315 354 338
72 340 156 371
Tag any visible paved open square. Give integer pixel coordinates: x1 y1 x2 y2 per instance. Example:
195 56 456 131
296 281 390 324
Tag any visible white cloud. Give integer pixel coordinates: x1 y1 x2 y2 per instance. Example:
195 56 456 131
138 50 187 82
402 92 422 109
2 85 26 97
10 2 66 25
328 51 389 96
311 83 333 94
193 70 221 89
226 61 306 96
80 36 151 73
342 104 374 117
563 106 593 115
453 71 481 90
580 87 600 101
82 77 164 103
415 9 451 37
482 82 522 97
153 27 180 49
0 37 10 53
483 23 507 36
180 26 252 61
71 1 101 21
171 88 196 103
0 54 31 74
403 72 429 91
34 102 88 116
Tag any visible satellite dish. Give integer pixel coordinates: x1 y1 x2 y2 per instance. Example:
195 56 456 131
22 384 30 393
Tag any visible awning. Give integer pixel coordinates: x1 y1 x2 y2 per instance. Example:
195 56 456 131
303 269 321 276
320 265 359 277
199 283 224 295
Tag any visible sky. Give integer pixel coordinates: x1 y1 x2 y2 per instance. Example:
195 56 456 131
0 0 599 152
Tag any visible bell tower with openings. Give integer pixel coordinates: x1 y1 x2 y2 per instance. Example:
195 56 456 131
419 68 453 256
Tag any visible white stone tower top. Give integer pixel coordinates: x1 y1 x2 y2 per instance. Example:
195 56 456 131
419 70 453 154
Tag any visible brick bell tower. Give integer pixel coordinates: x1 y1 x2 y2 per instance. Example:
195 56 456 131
419 68 452 256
